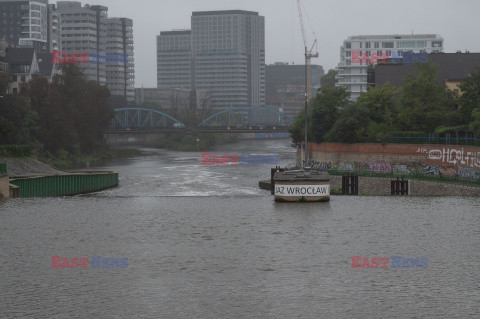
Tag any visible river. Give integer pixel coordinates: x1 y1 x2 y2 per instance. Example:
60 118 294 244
0 139 479 318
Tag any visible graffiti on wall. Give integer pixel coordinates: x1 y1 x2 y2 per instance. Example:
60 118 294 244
417 147 480 168
310 160 480 180
311 161 394 174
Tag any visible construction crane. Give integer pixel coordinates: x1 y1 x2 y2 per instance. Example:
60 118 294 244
296 0 318 99
296 0 318 168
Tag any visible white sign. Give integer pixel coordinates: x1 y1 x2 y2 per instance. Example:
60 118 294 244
275 185 330 197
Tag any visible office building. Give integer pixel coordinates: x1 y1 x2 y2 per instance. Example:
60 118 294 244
266 62 324 117
157 10 265 109
157 30 192 90
335 34 444 100
106 17 135 104
0 0 49 53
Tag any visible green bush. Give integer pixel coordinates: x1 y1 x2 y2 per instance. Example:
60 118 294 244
0 145 32 157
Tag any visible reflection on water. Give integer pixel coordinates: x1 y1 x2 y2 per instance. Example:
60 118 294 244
0 140 479 318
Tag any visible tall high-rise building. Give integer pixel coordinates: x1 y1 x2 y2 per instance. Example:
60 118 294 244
0 0 49 53
47 3 61 53
56 1 108 84
157 10 265 109
157 30 192 90
335 34 444 100
106 17 135 104
56 1 135 103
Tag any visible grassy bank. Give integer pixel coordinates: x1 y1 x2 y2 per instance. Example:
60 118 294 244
41 147 150 169
148 132 239 152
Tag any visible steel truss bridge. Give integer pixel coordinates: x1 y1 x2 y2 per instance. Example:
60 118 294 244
110 107 295 131
111 108 185 130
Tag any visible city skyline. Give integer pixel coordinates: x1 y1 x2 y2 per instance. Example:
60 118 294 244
2 0 480 88
76 0 480 88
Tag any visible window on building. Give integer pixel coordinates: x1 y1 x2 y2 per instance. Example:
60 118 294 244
374 42 379 48
382 42 394 48
360 42 362 48
346 51 351 57
365 42 371 48
398 42 415 48
432 41 443 48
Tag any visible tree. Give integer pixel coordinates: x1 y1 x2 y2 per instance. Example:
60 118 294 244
21 64 112 154
397 62 454 134
325 103 370 143
0 71 38 145
320 69 338 90
310 87 350 143
357 82 399 125
459 68 480 135
288 108 310 144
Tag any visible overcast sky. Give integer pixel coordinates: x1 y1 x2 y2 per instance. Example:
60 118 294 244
75 0 480 87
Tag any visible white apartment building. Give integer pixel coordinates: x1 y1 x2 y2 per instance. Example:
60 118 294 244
335 34 444 100
56 1 134 103
47 3 61 52
56 1 108 84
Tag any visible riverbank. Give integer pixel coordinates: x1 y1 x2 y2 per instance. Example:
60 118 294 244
148 132 239 152
39 147 151 170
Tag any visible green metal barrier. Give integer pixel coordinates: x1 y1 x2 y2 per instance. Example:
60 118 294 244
0 163 6 175
10 172 119 197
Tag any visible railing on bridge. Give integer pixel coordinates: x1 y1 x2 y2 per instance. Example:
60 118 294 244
197 107 295 129
111 108 185 130
110 107 295 130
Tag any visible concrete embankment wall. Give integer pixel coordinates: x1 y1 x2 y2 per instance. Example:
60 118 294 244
301 142 480 179
261 175 480 196
328 175 480 196
0 175 9 198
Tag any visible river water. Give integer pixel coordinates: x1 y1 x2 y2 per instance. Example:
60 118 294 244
1 139 479 318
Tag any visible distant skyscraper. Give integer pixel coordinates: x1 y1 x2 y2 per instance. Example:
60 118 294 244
56 1 108 84
0 0 49 53
47 3 61 53
335 34 444 100
157 30 192 90
106 17 135 104
157 10 265 109
56 1 135 103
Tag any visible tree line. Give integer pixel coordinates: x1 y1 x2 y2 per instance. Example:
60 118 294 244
0 64 112 157
290 63 480 144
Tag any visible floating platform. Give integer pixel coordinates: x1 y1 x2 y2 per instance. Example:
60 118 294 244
273 170 331 202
